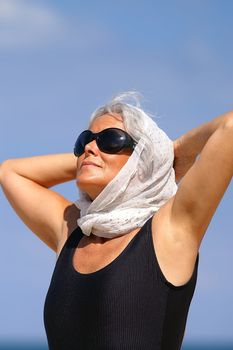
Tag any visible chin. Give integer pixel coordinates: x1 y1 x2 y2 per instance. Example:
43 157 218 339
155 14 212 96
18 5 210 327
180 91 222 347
76 178 106 200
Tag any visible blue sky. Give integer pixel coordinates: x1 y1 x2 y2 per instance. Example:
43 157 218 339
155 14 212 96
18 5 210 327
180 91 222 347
0 0 233 345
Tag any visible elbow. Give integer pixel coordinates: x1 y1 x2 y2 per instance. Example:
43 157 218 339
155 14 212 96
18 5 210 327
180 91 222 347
0 159 14 185
223 111 233 129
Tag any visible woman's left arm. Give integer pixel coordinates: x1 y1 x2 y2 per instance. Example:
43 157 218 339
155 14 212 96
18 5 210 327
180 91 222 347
171 110 233 246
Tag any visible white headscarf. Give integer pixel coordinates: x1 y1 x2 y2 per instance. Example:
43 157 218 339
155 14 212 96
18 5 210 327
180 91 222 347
75 95 177 238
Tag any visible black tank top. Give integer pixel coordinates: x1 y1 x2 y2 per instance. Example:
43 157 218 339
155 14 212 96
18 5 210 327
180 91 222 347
44 217 198 350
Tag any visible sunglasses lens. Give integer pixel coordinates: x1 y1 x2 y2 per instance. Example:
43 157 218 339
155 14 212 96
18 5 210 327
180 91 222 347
99 129 126 153
74 130 93 156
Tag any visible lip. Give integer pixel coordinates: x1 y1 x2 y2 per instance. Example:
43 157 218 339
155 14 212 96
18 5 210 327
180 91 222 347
81 161 101 168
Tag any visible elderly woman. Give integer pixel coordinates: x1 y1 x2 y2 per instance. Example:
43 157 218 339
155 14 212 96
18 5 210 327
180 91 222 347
0 92 233 350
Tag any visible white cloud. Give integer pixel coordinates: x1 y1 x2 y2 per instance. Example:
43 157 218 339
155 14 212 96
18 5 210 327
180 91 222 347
0 0 110 50
0 0 66 48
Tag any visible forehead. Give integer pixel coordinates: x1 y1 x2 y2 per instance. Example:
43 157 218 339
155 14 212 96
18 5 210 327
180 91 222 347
89 114 125 132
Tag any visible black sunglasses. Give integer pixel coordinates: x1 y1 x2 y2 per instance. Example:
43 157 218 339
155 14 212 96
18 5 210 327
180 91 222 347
74 127 137 157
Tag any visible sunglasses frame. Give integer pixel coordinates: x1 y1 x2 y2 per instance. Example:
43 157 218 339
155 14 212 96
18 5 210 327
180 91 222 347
74 127 137 157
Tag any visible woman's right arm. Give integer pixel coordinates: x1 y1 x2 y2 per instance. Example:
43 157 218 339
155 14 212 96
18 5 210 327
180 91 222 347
0 153 78 252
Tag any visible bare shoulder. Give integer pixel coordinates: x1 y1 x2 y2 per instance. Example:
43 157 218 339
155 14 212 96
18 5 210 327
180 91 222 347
57 203 80 256
151 197 199 286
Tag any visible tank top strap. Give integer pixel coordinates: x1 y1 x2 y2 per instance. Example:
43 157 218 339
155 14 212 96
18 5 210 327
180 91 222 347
66 226 83 249
56 226 83 266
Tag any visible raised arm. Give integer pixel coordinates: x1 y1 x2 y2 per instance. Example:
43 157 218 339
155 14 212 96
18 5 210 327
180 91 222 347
152 110 233 286
171 110 233 245
0 154 78 252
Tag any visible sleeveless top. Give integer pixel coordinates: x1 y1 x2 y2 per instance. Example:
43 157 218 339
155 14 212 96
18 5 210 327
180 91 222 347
44 217 199 350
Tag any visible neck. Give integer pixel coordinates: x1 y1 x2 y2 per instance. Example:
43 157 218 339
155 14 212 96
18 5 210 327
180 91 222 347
89 234 109 244
89 228 140 244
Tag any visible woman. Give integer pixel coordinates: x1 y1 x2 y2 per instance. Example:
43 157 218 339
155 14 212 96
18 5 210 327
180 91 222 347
0 92 233 349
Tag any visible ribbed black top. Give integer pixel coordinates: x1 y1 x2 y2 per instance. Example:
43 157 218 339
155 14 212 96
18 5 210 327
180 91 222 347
44 217 198 350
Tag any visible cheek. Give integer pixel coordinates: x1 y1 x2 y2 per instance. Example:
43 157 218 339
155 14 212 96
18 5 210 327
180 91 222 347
105 155 130 175
76 156 84 173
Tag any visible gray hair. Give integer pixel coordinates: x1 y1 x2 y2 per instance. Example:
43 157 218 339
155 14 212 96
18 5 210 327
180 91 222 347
88 91 158 179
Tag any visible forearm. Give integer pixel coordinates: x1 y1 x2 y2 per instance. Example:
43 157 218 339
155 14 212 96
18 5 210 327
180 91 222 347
0 153 77 188
179 110 233 157
173 110 233 182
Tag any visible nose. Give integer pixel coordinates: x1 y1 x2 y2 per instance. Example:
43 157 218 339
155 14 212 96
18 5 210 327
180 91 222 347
84 139 99 155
